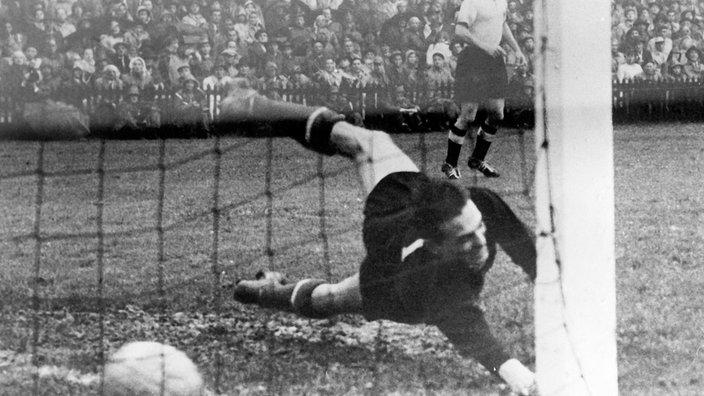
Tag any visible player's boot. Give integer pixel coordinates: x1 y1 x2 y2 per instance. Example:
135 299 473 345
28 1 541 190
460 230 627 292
441 162 462 180
234 271 327 318
468 157 500 178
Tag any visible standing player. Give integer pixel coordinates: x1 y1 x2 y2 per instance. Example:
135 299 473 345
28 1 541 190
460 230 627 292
221 84 537 395
441 0 525 179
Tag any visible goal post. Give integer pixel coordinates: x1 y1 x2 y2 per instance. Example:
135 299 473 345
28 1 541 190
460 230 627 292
533 0 618 395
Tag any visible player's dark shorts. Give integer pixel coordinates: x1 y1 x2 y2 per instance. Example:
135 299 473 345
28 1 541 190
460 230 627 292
359 172 484 324
454 45 509 102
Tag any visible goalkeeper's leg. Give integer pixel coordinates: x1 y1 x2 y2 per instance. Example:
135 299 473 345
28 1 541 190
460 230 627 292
234 271 362 318
219 90 418 195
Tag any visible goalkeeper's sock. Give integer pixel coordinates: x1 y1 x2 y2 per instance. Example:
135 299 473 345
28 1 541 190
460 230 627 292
252 97 344 155
234 277 327 318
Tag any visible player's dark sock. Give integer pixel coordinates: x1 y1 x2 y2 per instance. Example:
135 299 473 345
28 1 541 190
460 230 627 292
289 279 328 318
471 123 498 161
445 125 467 167
234 277 327 318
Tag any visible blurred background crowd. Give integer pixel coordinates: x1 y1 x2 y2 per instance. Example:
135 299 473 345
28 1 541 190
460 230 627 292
613 0 704 82
8 0 701 135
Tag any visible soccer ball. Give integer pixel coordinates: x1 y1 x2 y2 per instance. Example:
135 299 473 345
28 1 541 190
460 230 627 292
103 341 204 396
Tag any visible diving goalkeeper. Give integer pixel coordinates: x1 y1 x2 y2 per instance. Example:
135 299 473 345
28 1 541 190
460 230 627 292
222 82 537 395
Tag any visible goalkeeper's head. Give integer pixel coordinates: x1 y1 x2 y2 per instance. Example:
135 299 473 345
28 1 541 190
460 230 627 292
412 180 489 269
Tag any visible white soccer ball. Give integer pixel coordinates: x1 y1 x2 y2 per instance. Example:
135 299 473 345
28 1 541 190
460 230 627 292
103 341 204 396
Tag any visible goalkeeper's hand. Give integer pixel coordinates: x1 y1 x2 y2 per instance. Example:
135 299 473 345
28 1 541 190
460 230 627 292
498 359 537 396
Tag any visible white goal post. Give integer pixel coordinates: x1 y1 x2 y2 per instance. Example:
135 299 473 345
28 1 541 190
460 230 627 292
533 0 618 395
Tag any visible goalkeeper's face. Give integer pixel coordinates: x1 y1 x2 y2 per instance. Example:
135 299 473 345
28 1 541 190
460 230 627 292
432 201 489 268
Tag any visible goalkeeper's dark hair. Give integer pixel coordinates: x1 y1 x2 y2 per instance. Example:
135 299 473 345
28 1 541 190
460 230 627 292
411 180 468 240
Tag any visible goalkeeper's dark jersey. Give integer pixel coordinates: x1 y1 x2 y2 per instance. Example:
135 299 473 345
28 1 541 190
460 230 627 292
359 172 536 324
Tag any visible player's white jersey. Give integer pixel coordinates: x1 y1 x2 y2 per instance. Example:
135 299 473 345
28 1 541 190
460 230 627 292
456 0 508 49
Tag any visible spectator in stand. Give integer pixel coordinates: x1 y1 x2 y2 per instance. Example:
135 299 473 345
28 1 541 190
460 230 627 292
368 54 390 86
206 7 222 43
124 20 151 54
664 60 688 81
220 47 240 77
320 7 343 38
42 37 66 71
674 24 695 51
641 61 663 81
115 85 161 137
37 62 61 92
612 37 626 67
243 11 265 47
64 61 91 91
24 47 40 70
278 41 300 77
313 56 352 89
0 19 26 53
403 49 422 87
507 0 524 24
182 0 208 29
202 61 233 90
360 31 381 58
304 39 327 75
312 15 339 56
403 16 428 54
53 7 76 38
426 30 452 67
649 36 670 69
340 36 362 61
158 35 186 88
322 83 364 126
665 9 681 34
426 4 451 43
266 40 283 68
683 46 704 79
107 1 134 24
94 64 125 90
447 40 465 75
136 6 155 32
79 47 96 75
632 20 652 45
348 55 370 87
237 57 261 89
637 7 654 31
617 48 644 82
381 13 407 50
425 51 453 90
615 6 638 41
101 20 127 57
289 64 313 89
248 29 269 72
340 12 363 44
289 13 314 57
243 0 265 29
112 42 132 75
174 74 208 135
387 50 406 88
647 24 673 58
68 2 85 26
122 56 153 90
259 60 288 99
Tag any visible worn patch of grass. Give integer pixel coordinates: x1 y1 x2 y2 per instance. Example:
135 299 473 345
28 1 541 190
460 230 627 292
1 123 702 395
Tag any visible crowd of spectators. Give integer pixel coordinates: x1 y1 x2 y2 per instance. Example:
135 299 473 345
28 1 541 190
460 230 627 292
0 0 538 135
612 0 704 82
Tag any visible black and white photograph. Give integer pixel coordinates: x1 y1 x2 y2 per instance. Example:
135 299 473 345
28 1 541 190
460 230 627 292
0 0 701 395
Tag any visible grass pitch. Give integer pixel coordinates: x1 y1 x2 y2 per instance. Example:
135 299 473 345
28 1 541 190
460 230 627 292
0 123 702 395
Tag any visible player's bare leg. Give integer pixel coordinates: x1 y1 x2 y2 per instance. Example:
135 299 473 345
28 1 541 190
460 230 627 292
442 102 478 179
